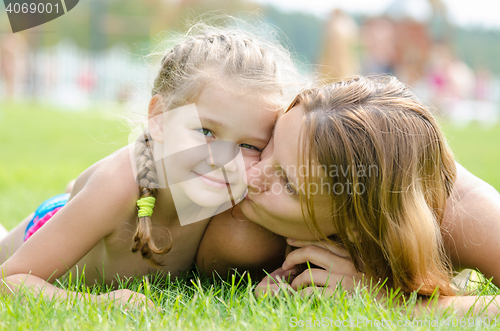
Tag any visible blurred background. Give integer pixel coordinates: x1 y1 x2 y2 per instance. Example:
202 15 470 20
0 0 499 228
1 0 499 124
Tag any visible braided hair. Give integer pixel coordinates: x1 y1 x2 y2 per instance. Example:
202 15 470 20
133 132 171 266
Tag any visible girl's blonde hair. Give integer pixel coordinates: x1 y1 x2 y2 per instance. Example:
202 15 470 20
294 76 456 296
133 21 301 266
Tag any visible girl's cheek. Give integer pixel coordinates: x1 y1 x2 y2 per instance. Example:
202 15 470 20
243 155 260 170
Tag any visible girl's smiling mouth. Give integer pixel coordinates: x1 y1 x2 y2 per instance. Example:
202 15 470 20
193 171 230 189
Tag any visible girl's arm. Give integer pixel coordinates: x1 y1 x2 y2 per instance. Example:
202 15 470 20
1 273 152 308
0 158 139 300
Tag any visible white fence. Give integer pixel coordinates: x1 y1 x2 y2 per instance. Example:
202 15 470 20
0 39 151 110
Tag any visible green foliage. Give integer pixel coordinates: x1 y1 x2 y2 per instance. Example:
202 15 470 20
454 27 500 74
263 6 324 66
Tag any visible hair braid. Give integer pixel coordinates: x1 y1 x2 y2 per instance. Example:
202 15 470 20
133 131 172 267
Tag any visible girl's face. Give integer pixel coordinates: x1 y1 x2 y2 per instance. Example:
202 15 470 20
240 104 336 240
158 83 277 210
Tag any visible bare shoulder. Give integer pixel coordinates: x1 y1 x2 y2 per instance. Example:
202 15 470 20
196 207 286 279
451 163 495 199
71 145 139 204
442 162 500 284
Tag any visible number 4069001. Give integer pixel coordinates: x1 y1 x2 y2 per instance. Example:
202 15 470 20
6 2 60 14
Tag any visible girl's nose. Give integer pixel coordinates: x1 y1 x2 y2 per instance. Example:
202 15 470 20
205 141 240 172
222 157 238 172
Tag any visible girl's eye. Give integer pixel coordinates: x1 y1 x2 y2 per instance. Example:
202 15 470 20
198 128 214 137
239 143 261 152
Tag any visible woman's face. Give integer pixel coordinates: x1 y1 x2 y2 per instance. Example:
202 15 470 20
239 104 336 240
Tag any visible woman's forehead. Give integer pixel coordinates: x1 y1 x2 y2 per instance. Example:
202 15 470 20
274 105 304 175
276 105 331 180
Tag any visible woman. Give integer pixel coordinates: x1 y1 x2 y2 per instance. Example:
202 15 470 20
196 76 500 314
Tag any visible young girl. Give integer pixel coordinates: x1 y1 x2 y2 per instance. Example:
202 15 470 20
0 23 299 304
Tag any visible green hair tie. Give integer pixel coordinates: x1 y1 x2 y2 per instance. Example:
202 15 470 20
137 197 156 218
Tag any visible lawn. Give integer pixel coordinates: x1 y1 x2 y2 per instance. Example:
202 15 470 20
1 101 500 330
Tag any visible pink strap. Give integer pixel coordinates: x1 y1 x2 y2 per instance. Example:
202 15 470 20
25 207 63 240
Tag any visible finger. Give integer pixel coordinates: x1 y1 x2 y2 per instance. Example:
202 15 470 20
258 268 298 289
298 286 336 298
257 273 292 287
287 238 350 258
255 283 279 298
282 246 356 274
291 269 358 291
265 267 299 282
290 269 333 290
255 280 294 298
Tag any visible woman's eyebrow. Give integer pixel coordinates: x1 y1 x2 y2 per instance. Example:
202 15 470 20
273 115 298 187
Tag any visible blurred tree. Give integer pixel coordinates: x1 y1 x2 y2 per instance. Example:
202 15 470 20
263 6 323 68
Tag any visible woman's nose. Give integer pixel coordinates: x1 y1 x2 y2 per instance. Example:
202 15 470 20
246 158 272 193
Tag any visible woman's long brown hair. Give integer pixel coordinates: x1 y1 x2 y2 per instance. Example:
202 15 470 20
295 76 456 296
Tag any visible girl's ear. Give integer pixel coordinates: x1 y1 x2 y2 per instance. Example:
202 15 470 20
148 94 165 143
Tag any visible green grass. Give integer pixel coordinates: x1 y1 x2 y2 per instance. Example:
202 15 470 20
0 101 131 229
1 101 500 330
0 272 460 331
442 122 500 192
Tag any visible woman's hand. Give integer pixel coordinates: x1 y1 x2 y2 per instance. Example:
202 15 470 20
281 238 364 296
255 267 298 297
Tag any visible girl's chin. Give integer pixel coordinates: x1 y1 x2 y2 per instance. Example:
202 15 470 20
238 200 258 221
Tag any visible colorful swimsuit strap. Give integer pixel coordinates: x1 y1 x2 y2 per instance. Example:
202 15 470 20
24 193 70 241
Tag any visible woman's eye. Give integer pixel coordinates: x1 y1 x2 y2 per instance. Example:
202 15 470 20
284 183 296 195
282 177 297 195
239 143 261 152
197 128 214 137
